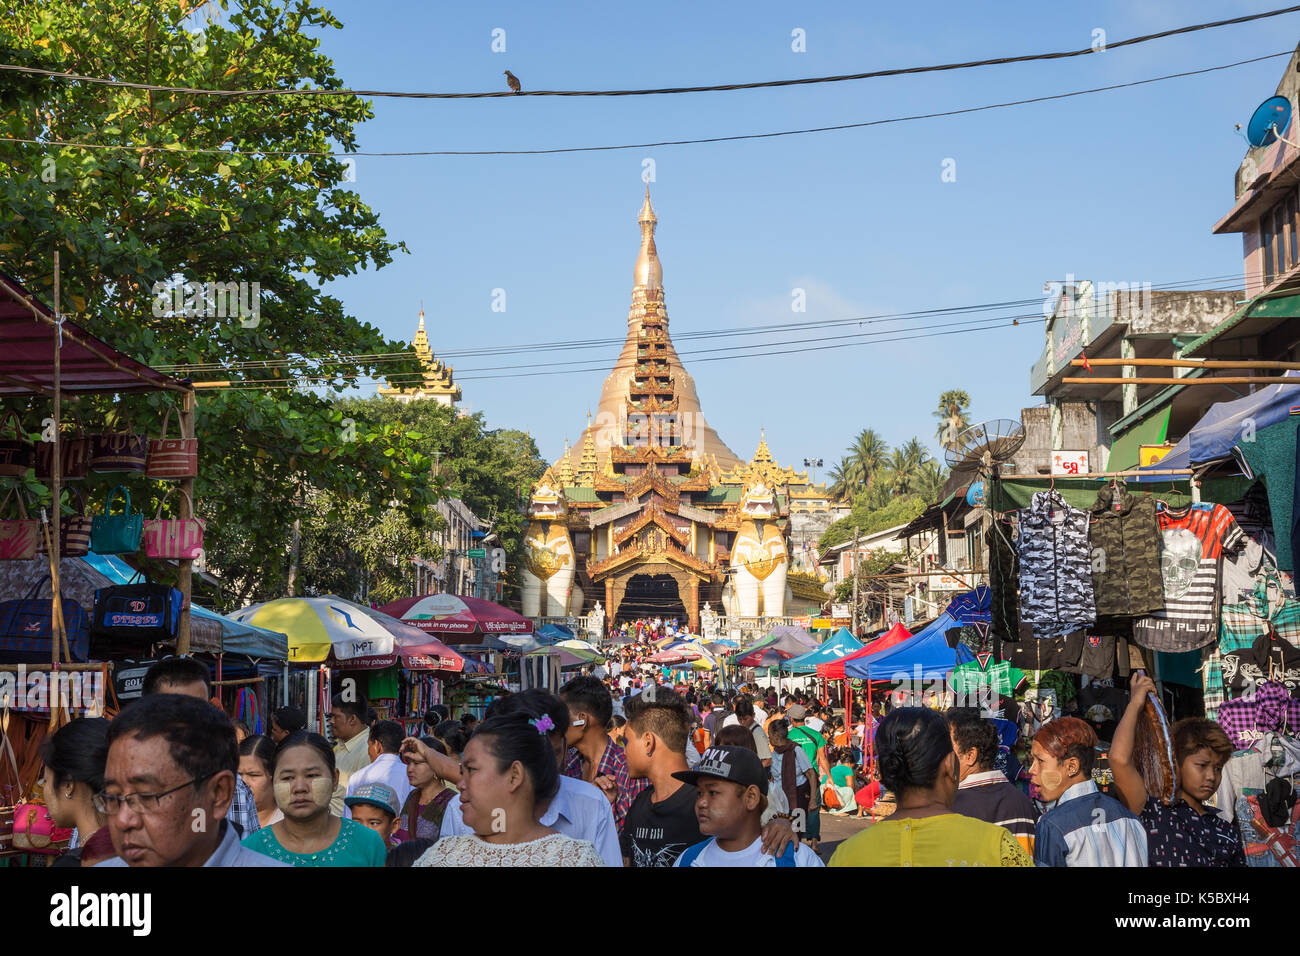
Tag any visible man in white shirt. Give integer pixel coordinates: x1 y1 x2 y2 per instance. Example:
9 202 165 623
345 720 413 819
805 703 826 734
328 693 371 815
722 692 767 730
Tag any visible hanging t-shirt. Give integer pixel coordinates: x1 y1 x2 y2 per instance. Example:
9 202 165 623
999 628 1084 672
1132 503 1245 653
1221 632 1300 699
619 782 703 868
1015 490 1096 641
951 653 1028 709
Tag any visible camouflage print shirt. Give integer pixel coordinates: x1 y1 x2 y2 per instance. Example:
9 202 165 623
1087 483 1165 618
1016 490 1096 640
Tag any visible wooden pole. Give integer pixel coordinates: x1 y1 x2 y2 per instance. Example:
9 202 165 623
850 526 859 636
1070 357 1300 370
176 388 196 654
1062 376 1300 386
51 251 63 676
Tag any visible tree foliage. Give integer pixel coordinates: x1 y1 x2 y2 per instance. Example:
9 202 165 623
818 494 926 550
0 1 443 605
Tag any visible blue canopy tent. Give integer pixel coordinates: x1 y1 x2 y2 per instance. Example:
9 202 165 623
81 553 288 659
1134 370 1300 476
844 612 974 680
532 623 571 644
781 628 864 675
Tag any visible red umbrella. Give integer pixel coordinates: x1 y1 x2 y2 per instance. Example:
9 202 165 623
378 594 533 644
395 633 467 672
736 646 794 668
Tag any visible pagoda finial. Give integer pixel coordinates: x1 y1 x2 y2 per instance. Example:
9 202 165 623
418 301 425 331
634 186 662 291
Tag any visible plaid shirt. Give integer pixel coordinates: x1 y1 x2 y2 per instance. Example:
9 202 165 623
1205 579 1300 720
563 741 649 834
1216 681 1300 751
228 774 262 838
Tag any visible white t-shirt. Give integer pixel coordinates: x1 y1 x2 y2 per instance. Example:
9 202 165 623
674 835 824 867
722 706 768 729
805 716 825 733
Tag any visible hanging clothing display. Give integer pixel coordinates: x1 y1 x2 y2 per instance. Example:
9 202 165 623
999 627 1084 672
1221 632 1300 699
986 523 1021 642
1132 502 1245 653
1015 490 1096 640
951 652 1028 705
1087 482 1165 618
1216 682 1300 751
1236 415 1300 574
1234 793 1300 867
1206 577 1300 719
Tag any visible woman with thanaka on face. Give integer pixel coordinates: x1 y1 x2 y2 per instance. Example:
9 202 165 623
829 708 1034 867
414 711 606 866
240 731 386 867
400 735 458 842
1029 716 1147 867
1109 673 1245 867
238 735 283 829
42 717 115 868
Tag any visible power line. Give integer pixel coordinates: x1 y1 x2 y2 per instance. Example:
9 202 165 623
3 6 1296 99
152 272 1246 375
0 52 1289 158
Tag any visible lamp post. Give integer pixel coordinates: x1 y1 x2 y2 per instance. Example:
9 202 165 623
803 457 823 485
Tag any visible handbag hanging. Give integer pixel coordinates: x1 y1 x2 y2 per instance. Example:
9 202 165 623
143 488 205 560
0 576 91 663
88 416 147 474
0 410 34 478
89 484 143 555
91 573 184 643
34 412 89 482
0 488 39 561
37 488 93 558
11 802 72 853
145 406 198 479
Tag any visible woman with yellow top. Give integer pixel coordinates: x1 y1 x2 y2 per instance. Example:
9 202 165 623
828 708 1034 867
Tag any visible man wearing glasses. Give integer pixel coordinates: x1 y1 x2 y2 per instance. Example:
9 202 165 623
96 694 285 867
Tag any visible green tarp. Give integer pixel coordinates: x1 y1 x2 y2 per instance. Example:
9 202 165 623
1107 406 1172 472
992 476 1253 512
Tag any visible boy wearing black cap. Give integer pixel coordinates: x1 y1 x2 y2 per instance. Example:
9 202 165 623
672 746 824 867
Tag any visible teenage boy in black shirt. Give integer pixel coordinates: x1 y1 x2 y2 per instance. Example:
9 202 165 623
621 685 702 867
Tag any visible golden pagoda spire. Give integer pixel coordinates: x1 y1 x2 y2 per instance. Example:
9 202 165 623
555 438 575 486
633 184 662 292
753 428 774 463
577 420 598 487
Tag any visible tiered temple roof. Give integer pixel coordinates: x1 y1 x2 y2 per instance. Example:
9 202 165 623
377 307 461 404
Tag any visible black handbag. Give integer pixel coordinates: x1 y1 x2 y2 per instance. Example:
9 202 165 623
91 574 183 643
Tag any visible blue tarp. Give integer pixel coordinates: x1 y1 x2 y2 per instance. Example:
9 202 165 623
80 553 289 660
1135 370 1300 476
782 627 864 674
844 611 974 680
533 623 571 644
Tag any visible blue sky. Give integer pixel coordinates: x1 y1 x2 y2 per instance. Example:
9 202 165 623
288 0 1285 475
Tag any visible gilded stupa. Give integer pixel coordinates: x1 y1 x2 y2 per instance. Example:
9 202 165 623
516 188 830 630
378 307 461 405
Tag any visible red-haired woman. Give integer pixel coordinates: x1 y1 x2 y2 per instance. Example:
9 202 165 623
1110 674 1245 867
1030 716 1147 866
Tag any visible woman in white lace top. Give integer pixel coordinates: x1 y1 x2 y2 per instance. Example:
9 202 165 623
414 710 605 867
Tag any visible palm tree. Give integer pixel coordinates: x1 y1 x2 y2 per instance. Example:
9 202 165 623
849 428 890 489
934 390 972 451
827 456 852 502
916 459 948 504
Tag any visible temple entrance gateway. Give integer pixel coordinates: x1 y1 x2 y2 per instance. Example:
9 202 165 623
616 573 685 625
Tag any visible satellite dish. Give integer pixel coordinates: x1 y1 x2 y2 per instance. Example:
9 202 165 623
944 419 1026 477
1246 95 1292 148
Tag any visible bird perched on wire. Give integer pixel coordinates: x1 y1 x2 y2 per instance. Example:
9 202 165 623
504 70 522 94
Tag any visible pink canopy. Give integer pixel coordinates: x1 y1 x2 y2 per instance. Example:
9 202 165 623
378 594 533 643
396 633 467 672
816 622 912 680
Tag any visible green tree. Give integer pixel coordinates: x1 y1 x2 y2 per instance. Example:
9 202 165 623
0 1 436 604
934 390 972 450
818 494 926 551
887 438 931 495
848 428 890 493
915 459 948 504
827 456 852 503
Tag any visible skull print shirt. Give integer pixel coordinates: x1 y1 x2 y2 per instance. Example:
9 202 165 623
1015 491 1096 640
1132 503 1244 653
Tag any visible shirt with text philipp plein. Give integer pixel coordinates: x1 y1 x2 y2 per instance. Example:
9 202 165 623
1132 503 1244 653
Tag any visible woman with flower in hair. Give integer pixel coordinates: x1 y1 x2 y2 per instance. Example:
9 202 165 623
828 708 1033 867
414 712 606 866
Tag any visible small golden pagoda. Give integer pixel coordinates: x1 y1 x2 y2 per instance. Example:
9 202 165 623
378 307 462 405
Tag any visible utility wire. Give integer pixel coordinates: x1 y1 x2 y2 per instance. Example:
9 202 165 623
2 6 1296 99
0 53 1289 157
152 272 1246 374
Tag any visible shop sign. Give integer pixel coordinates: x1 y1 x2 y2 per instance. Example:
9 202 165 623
1051 450 1089 476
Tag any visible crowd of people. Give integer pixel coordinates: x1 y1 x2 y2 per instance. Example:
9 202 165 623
29 640 1253 868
